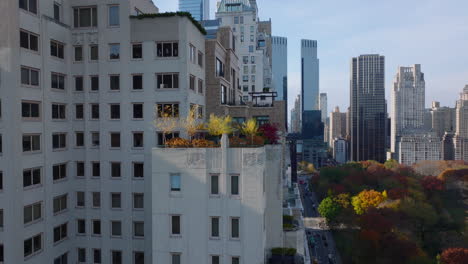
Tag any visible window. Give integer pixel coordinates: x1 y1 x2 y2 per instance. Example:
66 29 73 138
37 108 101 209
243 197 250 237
52 133 66 150
212 256 220 264
133 132 144 148
90 45 99 60
133 193 144 209
22 134 40 152
134 252 144 264
53 222 68 243
232 257 240 264
24 234 42 258
110 104 120 119
110 133 121 148
170 173 181 192
132 43 143 59
50 40 64 59
156 103 179 118
0 210 3 229
78 248 86 263
211 217 220 238
251 56 256 64
133 163 144 178
216 58 225 77
53 194 67 214
108 5 120 26
171 253 181 264
111 221 122 237
156 42 178 57
243 66 248 74
73 6 98 28
52 103 66 119
198 51 203 67
92 192 101 208
23 202 42 224
76 191 85 207
75 76 84 91
171 215 181 235
76 162 85 177
231 217 240 238
0 244 2 263
250 35 254 42
21 101 40 118
198 79 204 94
111 162 121 178
109 44 120 60
156 73 179 89
234 16 239 24
19 0 37 14
21 66 39 86
189 44 196 63
210 175 219 195
243 85 248 92
133 221 144 237
231 175 240 195
54 2 61 21
77 219 86 234
0 171 2 190
74 46 83 61
91 132 100 147
133 75 143 90
92 220 101 235
23 167 41 188
221 85 227 105
111 193 121 209
110 75 120 90
76 132 84 147
133 103 143 119
157 132 179 146
251 75 255 82
91 104 99 119
51 72 66 90
189 75 196 90
20 30 39 51
92 162 100 177
112 251 122 264
93 249 101 263
89 76 99 91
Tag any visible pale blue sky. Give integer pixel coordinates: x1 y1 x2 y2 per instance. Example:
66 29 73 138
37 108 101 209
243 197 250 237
153 0 468 114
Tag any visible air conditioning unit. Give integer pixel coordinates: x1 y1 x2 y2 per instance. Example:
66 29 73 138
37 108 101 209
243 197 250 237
159 84 165 89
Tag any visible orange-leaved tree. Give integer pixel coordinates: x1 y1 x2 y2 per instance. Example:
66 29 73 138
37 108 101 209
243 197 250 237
351 190 386 215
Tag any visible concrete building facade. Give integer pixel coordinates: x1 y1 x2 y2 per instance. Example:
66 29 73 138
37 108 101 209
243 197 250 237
398 133 442 165
329 107 347 146
179 0 210 21
332 138 348 164
454 85 468 160
431 101 456 138
290 95 302 133
301 39 319 111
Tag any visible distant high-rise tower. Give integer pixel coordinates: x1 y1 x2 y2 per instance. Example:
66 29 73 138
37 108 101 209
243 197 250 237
350 55 387 162
390 64 425 156
179 0 210 21
272 36 288 129
319 93 327 122
301 40 319 111
329 107 347 145
454 85 468 160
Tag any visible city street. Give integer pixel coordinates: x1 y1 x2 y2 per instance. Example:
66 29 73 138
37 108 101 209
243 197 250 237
298 175 342 264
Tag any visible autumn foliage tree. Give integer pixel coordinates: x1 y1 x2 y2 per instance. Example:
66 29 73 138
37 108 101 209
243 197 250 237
440 248 468 264
318 196 342 223
420 176 445 191
351 190 386 215
259 123 280 144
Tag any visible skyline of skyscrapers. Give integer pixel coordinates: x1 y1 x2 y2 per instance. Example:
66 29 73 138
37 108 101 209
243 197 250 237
179 0 210 21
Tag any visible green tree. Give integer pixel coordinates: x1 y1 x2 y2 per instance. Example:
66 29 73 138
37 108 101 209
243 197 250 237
318 196 342 223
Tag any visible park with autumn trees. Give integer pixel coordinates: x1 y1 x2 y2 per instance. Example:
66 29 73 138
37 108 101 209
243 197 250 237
311 160 468 264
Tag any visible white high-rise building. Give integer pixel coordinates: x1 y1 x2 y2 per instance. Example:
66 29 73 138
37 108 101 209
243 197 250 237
390 64 425 157
454 85 468 160
0 1 208 263
319 93 327 123
179 0 210 21
301 39 319 111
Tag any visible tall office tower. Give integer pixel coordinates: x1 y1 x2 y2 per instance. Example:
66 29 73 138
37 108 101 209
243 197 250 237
0 1 210 263
301 39 319 111
291 95 302 133
454 85 468 160
272 36 288 129
179 0 210 21
350 55 387 162
329 107 347 146
216 0 274 105
390 64 426 156
431 101 456 138
319 93 327 122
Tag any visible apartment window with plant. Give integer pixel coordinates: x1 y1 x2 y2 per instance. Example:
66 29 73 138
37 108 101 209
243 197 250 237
74 76 84 91
23 233 42 258
20 30 39 52
92 220 101 235
108 5 120 27
133 162 144 178
90 45 99 60
77 219 86 235
74 46 83 61
53 163 67 181
50 40 64 59
76 191 85 207
111 221 122 237
19 0 38 14
216 58 225 77
90 76 99 91
111 193 121 209
111 162 121 178
133 221 144 238
52 103 66 119
171 215 181 235
52 133 67 150
73 6 98 28
156 42 178 57
170 173 181 192
22 101 40 119
133 193 144 209
231 217 240 239
75 132 84 147
157 132 180 146
109 75 120 90
22 134 40 152
23 167 41 188
110 104 120 119
189 75 196 90
210 217 220 238
51 72 66 90
157 103 179 118
156 73 179 89
92 162 100 177
53 222 68 243
189 44 196 63
21 66 39 87
78 248 86 263
24 202 42 225
53 194 67 214
109 44 120 60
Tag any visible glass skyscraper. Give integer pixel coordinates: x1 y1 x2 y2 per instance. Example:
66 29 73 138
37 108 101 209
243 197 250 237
179 0 210 21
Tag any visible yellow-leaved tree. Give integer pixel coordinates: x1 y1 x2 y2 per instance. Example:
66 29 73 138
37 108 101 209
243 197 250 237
241 118 259 145
206 114 234 140
351 190 386 215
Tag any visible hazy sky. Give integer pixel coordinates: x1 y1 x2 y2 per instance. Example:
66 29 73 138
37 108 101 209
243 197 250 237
154 0 468 115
